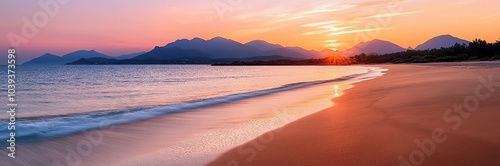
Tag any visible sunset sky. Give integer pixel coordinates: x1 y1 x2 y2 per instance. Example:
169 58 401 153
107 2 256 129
1 0 499 63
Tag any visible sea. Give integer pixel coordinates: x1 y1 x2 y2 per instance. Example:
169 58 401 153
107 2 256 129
0 65 386 165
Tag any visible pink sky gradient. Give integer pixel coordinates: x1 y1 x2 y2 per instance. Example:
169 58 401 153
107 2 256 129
1 0 499 63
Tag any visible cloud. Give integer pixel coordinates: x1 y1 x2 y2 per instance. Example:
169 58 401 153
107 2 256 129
328 27 387 36
273 15 308 23
327 43 341 47
303 25 354 35
209 0 418 49
355 0 389 8
300 4 356 15
302 20 340 27
318 25 354 31
325 40 338 43
354 11 419 20
272 3 355 23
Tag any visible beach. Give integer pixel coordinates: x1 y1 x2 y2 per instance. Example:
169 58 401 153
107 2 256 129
209 62 500 166
1 63 499 166
3 0 499 165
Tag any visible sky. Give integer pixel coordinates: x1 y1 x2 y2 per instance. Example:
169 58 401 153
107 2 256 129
1 0 499 63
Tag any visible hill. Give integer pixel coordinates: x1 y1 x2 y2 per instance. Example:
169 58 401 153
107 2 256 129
415 34 469 50
343 39 406 56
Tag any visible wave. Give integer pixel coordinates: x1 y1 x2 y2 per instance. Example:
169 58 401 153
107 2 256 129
0 69 382 142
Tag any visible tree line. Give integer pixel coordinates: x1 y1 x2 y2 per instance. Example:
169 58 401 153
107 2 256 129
352 38 500 64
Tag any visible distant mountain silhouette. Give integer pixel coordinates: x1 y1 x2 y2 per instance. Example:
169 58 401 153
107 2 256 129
68 57 118 65
63 50 110 61
164 37 262 58
115 52 146 60
34 36 477 65
286 47 324 59
23 50 112 65
262 47 309 59
415 34 469 50
26 37 331 65
133 46 212 60
343 39 405 56
22 53 62 65
245 40 284 51
163 37 327 59
129 45 300 64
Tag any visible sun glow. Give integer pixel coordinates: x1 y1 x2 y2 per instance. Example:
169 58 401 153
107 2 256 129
324 53 353 65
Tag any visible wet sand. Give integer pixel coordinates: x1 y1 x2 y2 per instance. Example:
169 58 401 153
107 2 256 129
209 63 500 166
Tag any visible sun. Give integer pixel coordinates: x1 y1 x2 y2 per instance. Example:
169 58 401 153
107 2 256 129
324 53 353 65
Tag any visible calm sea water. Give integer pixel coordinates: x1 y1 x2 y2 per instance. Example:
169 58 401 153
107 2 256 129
1 65 370 118
0 65 386 165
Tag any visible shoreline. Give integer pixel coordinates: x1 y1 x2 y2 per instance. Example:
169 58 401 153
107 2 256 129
208 62 500 166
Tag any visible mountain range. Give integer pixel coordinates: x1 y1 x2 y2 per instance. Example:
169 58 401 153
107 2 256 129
163 37 324 59
23 34 472 65
23 50 111 65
